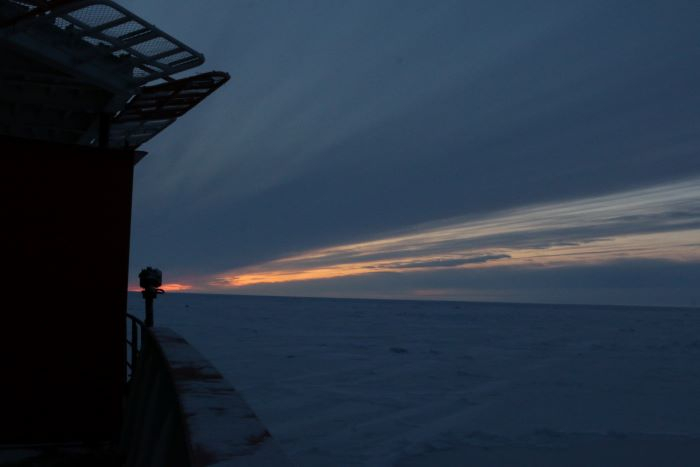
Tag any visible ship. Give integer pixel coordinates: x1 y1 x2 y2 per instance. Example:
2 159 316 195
1 1 290 465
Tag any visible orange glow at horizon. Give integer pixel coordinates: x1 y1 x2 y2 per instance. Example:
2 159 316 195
160 283 194 292
210 178 700 289
215 229 700 287
128 283 194 292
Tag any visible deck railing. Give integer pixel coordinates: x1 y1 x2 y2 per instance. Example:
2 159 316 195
120 315 291 466
125 313 144 381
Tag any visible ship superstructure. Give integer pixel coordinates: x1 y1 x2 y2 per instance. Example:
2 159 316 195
1 1 289 465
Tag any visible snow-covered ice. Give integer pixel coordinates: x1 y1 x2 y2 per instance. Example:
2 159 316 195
127 293 700 466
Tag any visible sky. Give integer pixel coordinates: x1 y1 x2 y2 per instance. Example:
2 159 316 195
124 0 700 307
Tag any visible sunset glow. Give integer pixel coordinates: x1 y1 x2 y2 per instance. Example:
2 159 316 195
129 283 194 292
160 283 194 292
212 179 700 288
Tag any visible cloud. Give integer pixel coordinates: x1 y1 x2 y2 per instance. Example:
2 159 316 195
125 0 700 297
160 283 193 292
221 259 700 308
375 254 511 270
199 177 700 296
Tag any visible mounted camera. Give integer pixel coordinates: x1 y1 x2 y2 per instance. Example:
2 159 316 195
139 267 164 327
139 267 162 289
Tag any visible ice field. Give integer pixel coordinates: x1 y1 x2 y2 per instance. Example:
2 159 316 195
127 293 700 466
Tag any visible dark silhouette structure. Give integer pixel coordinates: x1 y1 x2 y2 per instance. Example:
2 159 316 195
139 267 164 327
1 1 289 465
5 139 135 444
0 0 226 443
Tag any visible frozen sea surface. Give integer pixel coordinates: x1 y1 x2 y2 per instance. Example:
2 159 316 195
127 293 700 466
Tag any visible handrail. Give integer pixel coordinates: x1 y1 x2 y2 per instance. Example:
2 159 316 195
125 312 144 326
125 312 144 381
119 324 292 466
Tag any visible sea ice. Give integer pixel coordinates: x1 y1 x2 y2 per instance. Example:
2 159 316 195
127 293 700 466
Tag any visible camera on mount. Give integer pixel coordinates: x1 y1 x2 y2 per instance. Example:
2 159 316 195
139 267 164 327
139 267 162 290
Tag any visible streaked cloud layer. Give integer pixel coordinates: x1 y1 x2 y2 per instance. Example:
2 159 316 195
211 178 699 289
122 1 700 305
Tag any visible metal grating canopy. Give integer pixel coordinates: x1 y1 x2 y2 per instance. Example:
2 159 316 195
110 71 229 148
1 0 204 90
0 0 228 151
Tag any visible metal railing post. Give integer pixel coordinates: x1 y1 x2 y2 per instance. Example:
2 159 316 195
131 318 138 378
126 313 145 382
